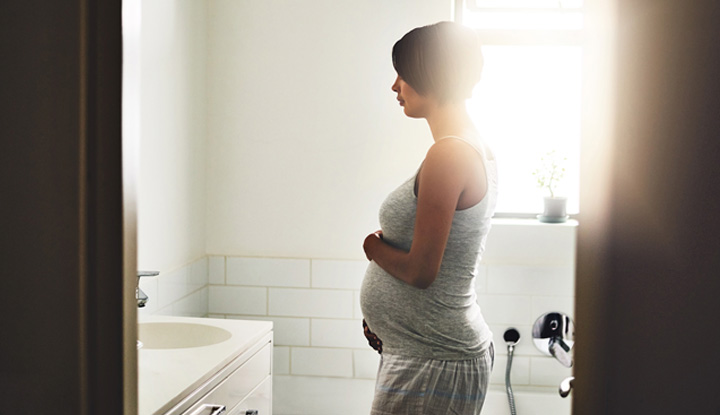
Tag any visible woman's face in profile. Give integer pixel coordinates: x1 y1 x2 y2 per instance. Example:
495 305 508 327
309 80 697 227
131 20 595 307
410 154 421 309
391 75 434 119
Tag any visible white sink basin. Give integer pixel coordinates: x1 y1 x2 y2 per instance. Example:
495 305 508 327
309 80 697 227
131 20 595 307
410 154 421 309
138 322 232 349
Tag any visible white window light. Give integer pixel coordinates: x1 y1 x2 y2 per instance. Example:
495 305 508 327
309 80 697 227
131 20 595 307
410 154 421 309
458 0 583 216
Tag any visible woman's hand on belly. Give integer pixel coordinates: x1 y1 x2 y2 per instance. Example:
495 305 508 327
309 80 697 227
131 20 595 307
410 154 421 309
363 230 383 260
363 319 383 354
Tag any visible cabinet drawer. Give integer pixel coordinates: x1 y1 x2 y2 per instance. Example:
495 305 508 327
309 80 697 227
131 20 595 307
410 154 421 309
181 343 271 415
228 377 272 415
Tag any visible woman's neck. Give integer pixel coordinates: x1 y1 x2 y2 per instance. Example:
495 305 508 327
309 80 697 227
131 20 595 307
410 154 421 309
425 101 475 142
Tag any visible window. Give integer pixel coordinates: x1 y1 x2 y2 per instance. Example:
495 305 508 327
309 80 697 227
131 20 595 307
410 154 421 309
458 0 583 215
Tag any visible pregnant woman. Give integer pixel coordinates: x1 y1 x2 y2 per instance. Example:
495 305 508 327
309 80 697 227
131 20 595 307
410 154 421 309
360 21 498 415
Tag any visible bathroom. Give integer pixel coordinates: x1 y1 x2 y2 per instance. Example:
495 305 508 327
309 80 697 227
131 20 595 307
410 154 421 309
130 1 583 413
3 0 720 414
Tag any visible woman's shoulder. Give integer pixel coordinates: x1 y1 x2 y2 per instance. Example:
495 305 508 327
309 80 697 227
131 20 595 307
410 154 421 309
435 134 494 162
427 135 483 164
424 139 473 172
419 137 484 189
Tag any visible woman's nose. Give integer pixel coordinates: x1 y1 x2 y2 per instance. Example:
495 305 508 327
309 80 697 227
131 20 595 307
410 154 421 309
391 76 400 92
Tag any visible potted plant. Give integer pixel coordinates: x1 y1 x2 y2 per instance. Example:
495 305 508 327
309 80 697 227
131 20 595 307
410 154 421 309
532 150 568 223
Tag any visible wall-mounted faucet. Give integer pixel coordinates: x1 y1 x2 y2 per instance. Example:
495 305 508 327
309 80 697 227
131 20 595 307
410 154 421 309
137 270 159 308
532 312 575 368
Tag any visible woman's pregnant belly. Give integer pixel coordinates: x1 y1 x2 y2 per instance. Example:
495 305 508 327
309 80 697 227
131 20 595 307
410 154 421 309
360 261 491 358
360 261 440 353
360 262 409 344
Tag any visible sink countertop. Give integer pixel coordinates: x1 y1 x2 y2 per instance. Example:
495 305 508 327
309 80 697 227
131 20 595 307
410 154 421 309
138 316 273 415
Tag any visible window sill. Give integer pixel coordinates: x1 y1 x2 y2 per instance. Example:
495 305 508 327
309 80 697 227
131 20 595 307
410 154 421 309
492 217 579 227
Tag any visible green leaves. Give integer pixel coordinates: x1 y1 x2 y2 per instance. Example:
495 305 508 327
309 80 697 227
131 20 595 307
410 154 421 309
532 150 567 198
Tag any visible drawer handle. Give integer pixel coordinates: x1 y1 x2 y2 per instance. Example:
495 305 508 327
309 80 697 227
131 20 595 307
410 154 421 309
189 404 226 415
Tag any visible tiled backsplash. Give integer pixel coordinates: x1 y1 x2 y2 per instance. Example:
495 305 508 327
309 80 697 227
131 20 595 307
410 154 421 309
140 220 577 415
137 257 209 318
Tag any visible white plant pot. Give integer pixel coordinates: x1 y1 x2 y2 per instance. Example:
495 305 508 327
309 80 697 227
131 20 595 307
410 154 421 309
538 197 568 223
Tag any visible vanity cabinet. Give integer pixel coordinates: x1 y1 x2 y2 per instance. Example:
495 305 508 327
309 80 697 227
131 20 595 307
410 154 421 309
138 317 273 415
179 336 272 415
230 377 272 415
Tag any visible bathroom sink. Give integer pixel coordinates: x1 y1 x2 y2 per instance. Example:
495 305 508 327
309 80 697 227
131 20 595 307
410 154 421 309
138 322 232 349
138 317 273 415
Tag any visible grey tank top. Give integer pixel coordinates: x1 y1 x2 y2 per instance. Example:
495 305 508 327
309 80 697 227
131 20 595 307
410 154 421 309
360 135 498 360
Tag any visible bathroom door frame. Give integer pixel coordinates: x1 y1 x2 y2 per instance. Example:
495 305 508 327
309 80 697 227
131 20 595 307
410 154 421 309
0 1 137 414
574 0 720 413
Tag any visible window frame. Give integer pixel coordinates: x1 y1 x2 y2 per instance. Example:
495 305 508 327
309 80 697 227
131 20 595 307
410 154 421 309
455 0 585 218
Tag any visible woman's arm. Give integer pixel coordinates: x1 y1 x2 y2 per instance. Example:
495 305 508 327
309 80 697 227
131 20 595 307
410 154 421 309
363 138 484 289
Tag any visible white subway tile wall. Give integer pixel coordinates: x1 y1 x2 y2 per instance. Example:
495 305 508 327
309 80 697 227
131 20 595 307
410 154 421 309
291 347 354 378
268 287 355 318
137 256 209 318
272 376 376 415
227 257 310 287
208 255 226 285
311 318 368 349
311 260 367 289
206 221 576 391
142 221 576 414
353 349 381 379
273 346 291 375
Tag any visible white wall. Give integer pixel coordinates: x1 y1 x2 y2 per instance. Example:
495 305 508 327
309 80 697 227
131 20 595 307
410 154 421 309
205 0 452 259
137 0 208 273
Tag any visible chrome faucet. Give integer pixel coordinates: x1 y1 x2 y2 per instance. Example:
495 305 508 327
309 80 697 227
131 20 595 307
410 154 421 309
137 270 159 307
531 312 575 368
